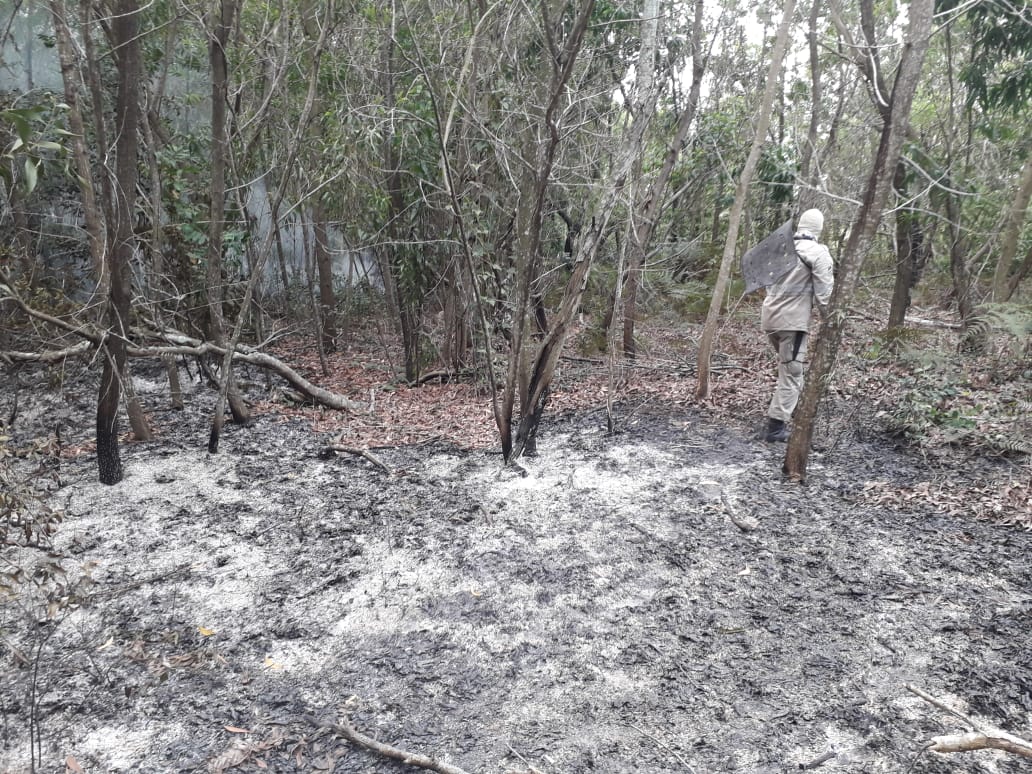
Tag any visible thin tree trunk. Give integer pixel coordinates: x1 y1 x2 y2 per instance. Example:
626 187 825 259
797 0 823 210
509 0 659 460
623 0 706 358
206 0 250 453
80 1 116 303
941 22 976 326
992 152 1032 301
209 0 332 450
49 0 106 299
1005 240 1032 299
946 186 976 324
696 0 797 399
784 0 935 480
887 161 925 329
499 0 596 459
313 203 337 354
97 0 142 484
382 23 421 382
267 183 293 315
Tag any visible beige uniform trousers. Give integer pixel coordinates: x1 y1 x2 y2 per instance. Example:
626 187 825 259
767 330 808 422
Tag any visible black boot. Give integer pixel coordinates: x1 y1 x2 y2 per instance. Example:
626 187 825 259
765 417 789 442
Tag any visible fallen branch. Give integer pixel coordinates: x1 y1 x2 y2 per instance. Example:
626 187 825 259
927 732 1032 758
1 341 94 364
798 750 836 769
319 444 393 474
904 316 961 330
135 330 364 412
906 684 1032 760
0 276 362 413
87 564 193 603
720 491 758 532
408 369 474 387
305 715 473 774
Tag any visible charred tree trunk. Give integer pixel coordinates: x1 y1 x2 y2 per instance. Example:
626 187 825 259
206 0 249 453
508 0 659 461
498 0 596 460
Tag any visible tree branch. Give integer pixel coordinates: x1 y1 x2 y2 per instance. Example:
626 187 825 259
1 341 94 364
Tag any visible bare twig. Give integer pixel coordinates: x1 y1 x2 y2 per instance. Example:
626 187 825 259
798 750 836 769
625 722 696 773
321 444 393 475
905 684 978 728
905 684 1032 760
505 745 545 774
305 715 474 774
408 370 473 387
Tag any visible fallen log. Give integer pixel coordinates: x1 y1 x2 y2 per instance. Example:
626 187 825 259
1 341 94 364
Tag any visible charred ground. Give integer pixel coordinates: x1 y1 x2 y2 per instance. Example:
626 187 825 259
1 325 1030 774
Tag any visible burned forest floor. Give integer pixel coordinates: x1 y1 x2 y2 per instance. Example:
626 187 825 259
1 310 1031 774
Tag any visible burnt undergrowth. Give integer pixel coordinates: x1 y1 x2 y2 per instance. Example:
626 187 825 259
0 355 1029 774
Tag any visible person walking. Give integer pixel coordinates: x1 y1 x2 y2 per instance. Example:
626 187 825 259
761 208 834 442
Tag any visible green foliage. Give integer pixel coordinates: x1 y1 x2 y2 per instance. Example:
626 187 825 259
882 319 1032 457
756 143 796 208
962 303 1032 354
0 93 71 197
157 135 246 290
938 0 1032 113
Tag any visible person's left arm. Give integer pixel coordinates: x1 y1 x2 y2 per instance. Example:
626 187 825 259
812 247 834 315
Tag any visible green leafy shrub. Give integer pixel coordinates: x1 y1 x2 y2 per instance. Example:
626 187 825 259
883 341 1032 457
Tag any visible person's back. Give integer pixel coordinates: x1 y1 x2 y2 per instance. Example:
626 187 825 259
760 209 834 442
761 237 832 332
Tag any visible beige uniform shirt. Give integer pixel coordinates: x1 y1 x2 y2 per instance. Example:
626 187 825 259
760 233 834 332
